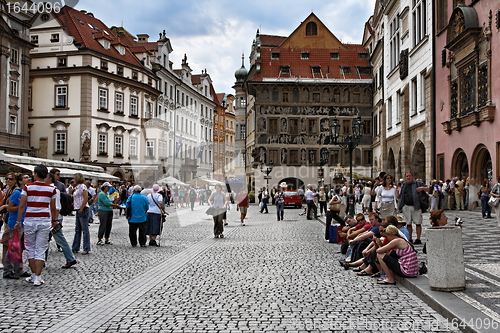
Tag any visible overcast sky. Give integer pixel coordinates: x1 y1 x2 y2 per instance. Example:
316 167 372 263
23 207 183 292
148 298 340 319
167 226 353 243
74 0 376 94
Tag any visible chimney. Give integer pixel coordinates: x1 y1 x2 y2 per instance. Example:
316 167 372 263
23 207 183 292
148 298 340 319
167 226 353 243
137 34 149 43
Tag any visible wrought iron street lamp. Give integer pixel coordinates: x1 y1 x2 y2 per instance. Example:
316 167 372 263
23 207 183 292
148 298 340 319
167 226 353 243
330 116 365 216
260 161 274 191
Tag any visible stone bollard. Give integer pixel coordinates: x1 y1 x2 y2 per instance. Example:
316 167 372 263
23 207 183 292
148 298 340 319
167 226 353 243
426 226 465 291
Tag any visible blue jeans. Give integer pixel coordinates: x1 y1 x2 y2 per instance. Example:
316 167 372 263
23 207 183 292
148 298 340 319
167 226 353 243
72 207 90 252
260 197 269 213
481 196 492 217
52 222 76 263
276 202 284 220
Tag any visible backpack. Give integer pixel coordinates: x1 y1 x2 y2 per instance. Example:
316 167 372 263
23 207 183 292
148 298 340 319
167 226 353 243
418 183 430 213
189 189 197 199
59 193 73 216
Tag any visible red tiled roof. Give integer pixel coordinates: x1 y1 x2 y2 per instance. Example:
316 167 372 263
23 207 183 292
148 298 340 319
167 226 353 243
191 74 201 85
248 47 371 81
54 7 144 68
260 34 287 47
365 18 375 35
216 93 225 105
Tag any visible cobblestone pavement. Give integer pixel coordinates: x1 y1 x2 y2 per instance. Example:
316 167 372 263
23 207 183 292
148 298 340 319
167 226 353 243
1 203 462 332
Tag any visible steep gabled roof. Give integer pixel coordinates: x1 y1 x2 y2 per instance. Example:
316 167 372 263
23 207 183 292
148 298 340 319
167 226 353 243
53 6 144 68
259 34 287 47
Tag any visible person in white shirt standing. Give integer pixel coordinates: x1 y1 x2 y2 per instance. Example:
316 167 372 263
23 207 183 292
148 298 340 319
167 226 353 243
260 187 269 214
304 185 317 220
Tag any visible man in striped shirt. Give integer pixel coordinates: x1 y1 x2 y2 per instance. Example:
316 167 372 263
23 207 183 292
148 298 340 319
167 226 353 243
16 165 58 286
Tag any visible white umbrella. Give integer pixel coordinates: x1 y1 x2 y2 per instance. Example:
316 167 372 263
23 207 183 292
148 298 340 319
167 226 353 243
157 176 186 186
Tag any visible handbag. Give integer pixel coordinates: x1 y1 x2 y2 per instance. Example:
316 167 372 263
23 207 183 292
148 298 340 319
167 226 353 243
151 194 167 223
7 230 23 264
488 196 499 207
205 207 215 216
329 196 341 212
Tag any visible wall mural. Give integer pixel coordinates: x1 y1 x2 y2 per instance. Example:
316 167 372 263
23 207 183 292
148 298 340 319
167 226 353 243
257 133 332 145
259 105 361 117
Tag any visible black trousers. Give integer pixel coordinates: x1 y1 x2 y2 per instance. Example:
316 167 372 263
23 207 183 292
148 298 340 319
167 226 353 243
306 200 317 219
325 210 345 240
98 210 113 239
129 222 146 246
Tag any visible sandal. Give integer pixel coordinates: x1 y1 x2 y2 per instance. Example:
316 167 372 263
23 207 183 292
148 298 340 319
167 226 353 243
371 272 381 278
357 270 370 276
377 280 396 285
352 267 363 272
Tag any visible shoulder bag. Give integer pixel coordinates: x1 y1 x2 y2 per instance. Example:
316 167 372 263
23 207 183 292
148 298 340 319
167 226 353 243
329 196 341 212
151 194 167 223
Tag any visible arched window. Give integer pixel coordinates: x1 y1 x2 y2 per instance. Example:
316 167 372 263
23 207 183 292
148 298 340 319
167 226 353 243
306 22 317 36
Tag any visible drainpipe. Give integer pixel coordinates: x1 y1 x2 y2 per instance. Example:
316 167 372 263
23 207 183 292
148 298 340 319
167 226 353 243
431 0 436 180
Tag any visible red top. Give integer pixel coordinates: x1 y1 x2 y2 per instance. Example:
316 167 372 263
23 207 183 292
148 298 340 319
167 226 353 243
22 181 56 219
236 193 249 207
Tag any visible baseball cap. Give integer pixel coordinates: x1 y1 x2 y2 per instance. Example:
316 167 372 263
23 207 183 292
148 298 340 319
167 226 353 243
102 182 111 187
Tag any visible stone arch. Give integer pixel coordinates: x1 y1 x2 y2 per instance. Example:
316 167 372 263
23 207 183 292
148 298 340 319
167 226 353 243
411 141 426 182
279 177 304 191
388 148 396 178
451 148 469 180
470 144 492 185
111 168 125 181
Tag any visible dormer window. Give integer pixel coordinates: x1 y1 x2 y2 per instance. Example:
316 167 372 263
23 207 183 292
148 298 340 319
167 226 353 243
359 53 370 60
101 61 108 70
103 40 110 50
301 52 309 60
51 34 59 43
117 66 124 76
340 66 351 74
330 52 339 60
132 71 138 80
271 52 280 60
357 67 371 75
118 46 125 55
311 66 321 75
280 65 290 74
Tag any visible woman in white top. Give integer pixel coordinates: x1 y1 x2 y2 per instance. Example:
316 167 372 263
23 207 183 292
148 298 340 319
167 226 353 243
362 183 372 214
374 174 397 220
208 185 228 238
146 184 164 247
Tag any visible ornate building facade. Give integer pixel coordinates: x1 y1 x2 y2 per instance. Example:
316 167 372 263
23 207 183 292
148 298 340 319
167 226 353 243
244 13 373 190
214 93 226 182
365 0 433 183
435 0 499 207
0 0 34 155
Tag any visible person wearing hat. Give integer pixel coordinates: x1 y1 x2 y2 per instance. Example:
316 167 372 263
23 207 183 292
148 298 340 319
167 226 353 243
126 185 149 247
96 182 119 246
146 184 167 246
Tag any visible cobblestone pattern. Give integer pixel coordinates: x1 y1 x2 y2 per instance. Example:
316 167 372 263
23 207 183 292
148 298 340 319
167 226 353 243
83 206 459 333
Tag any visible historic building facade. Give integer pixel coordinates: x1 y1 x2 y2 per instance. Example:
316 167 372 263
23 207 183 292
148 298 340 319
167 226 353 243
244 13 373 191
435 0 499 207
0 0 34 155
224 94 236 182
369 0 434 183
214 93 226 182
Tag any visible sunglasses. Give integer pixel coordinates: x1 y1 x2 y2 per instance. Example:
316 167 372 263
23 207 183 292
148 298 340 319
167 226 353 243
5 177 14 181
356 218 364 222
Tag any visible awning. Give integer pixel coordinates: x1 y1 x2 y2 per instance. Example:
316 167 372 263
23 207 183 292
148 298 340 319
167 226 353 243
8 163 119 181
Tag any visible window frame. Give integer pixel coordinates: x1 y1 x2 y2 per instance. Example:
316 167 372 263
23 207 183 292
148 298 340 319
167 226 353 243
98 133 107 155
114 135 123 157
98 88 108 111
54 131 67 154
115 92 124 114
54 85 68 109
146 140 155 158
130 96 138 117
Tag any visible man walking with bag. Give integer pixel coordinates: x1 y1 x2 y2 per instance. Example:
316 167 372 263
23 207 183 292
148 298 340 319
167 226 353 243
397 171 428 244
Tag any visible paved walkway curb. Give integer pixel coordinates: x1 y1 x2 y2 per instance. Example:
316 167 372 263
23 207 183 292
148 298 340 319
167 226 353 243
44 228 237 333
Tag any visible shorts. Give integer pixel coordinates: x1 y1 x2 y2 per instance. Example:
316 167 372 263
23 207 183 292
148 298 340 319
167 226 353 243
173 196 179 202
402 205 422 225
239 206 248 215
1 223 11 246
24 219 51 261
382 253 406 277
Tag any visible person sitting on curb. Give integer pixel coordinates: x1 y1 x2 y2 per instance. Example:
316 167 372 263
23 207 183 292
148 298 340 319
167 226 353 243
339 214 373 263
375 225 419 285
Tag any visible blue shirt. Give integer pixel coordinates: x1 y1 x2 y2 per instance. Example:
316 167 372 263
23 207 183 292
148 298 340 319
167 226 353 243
370 225 381 238
8 189 26 228
126 193 149 223
399 226 410 239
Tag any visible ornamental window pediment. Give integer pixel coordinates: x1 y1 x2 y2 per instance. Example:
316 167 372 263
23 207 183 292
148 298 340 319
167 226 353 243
446 7 480 50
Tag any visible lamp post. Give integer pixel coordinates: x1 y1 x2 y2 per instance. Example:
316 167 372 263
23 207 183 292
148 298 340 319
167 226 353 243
260 161 274 191
330 116 364 216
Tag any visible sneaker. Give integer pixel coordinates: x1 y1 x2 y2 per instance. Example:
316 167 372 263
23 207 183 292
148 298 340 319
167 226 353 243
241 222 245 226
104 240 112 245
25 274 35 283
224 222 228 226
33 276 44 286
96 240 104 246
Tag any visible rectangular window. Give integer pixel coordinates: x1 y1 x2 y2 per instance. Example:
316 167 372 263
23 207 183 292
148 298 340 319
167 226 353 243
130 97 137 116
240 125 245 139
387 97 393 128
308 149 317 164
396 91 401 123
269 119 278 134
55 86 67 108
341 67 351 74
363 150 373 165
115 93 123 113
283 92 289 102
101 61 108 70
146 140 155 157
390 15 400 70
313 93 320 102
268 149 279 165
99 89 108 110
330 52 339 60
271 52 280 60
132 71 138 80
411 78 418 115
181 93 185 106
98 134 107 154
301 52 309 60
364 120 372 135
10 49 19 65
130 138 137 157
9 116 17 135
280 66 290 74
9 81 18 97
311 66 321 75
58 57 67 67
289 119 299 134
289 150 299 165
55 132 66 153
240 97 246 107
420 72 426 111
358 53 370 60
330 149 340 165
308 119 317 134
342 120 350 135
31 35 38 44
117 66 124 76
373 114 378 136
145 102 152 119
115 136 122 156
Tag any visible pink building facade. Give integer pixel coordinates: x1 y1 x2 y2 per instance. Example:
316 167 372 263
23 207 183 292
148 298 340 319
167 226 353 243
434 0 500 205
